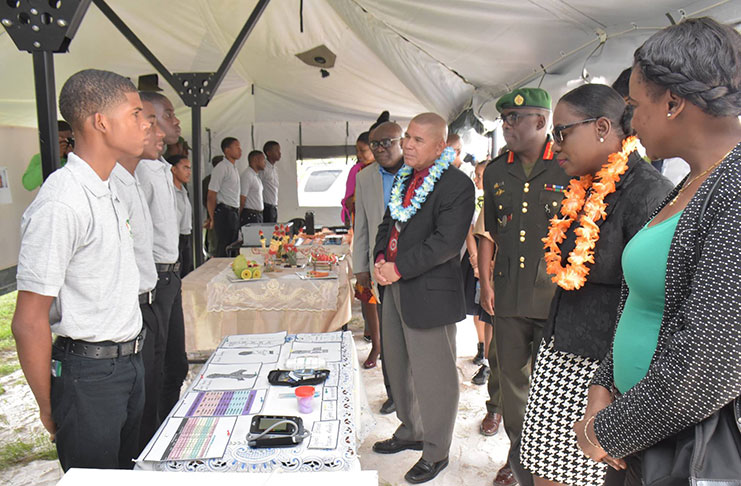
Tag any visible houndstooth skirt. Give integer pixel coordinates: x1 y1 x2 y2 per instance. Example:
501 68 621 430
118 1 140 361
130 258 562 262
521 339 608 486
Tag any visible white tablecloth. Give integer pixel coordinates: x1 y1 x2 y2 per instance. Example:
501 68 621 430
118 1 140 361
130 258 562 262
136 331 361 473
206 262 347 312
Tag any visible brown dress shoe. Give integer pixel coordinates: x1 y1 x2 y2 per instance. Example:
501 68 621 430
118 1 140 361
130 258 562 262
480 411 502 436
492 464 517 486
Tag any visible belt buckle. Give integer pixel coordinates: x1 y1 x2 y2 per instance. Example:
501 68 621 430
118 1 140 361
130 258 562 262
148 291 153 305
134 335 141 354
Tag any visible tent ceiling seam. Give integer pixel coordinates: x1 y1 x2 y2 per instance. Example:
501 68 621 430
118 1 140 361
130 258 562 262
556 0 607 28
344 0 475 89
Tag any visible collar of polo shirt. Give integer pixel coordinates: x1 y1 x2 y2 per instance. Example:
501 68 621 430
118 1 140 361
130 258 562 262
66 153 112 198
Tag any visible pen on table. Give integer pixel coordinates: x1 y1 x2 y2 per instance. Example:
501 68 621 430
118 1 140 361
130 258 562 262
278 391 321 398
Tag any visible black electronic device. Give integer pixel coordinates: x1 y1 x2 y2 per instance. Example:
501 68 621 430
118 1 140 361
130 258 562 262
267 369 330 387
247 415 307 448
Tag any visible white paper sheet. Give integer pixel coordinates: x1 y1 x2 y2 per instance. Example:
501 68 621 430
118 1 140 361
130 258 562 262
209 346 281 364
289 341 341 363
193 363 262 391
308 420 340 450
220 331 287 348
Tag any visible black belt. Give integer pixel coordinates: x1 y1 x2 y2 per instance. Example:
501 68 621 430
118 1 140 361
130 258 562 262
54 330 145 359
156 262 181 273
139 289 155 305
242 208 263 215
216 203 239 212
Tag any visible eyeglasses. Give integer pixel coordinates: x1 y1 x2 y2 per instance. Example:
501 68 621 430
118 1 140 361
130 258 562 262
551 118 597 144
369 137 402 150
497 112 540 127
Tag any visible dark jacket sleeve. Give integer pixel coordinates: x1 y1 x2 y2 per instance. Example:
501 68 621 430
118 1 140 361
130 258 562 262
373 206 393 262
594 192 741 458
395 174 475 280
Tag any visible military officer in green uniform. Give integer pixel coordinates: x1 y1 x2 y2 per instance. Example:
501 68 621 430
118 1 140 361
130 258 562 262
478 88 572 486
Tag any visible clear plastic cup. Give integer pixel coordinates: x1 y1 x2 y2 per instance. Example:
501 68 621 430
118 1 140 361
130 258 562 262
295 385 315 414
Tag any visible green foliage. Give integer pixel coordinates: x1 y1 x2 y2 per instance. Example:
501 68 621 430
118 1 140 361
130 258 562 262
0 435 57 470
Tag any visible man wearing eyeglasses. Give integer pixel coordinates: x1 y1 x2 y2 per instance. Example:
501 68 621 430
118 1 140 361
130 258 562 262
353 121 404 415
22 120 74 191
479 88 571 486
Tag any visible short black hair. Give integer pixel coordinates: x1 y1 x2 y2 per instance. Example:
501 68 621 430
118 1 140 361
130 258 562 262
166 154 188 166
221 137 239 153
59 69 137 130
138 91 169 107
356 131 370 146
611 68 632 99
263 140 279 154
560 84 633 138
634 17 741 116
211 155 224 166
248 150 264 165
58 120 72 133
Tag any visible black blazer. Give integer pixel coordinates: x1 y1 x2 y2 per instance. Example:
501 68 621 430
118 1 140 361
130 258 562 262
592 142 741 459
374 165 475 329
544 154 674 360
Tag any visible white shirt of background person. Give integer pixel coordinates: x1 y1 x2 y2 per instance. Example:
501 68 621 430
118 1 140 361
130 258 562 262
111 163 158 295
208 159 241 208
240 166 264 211
135 157 179 264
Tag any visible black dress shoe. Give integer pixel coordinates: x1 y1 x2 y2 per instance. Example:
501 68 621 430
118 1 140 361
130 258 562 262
380 398 396 414
404 457 449 484
472 364 490 385
372 436 424 454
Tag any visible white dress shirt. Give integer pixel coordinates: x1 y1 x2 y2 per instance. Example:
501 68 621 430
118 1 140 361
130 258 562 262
240 166 264 211
135 157 180 264
259 160 279 206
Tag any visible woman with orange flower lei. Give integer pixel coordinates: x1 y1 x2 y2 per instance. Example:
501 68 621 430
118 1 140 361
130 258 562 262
519 84 674 486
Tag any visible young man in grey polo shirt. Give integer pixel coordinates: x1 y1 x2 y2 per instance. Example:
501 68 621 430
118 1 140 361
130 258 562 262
260 140 280 222
12 69 149 471
207 137 242 256
239 150 265 226
111 100 165 453
135 91 189 421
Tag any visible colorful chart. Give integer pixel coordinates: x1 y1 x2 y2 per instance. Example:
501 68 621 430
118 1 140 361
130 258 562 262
164 417 220 461
186 390 261 417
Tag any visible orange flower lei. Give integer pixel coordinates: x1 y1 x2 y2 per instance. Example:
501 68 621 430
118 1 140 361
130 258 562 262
542 136 639 290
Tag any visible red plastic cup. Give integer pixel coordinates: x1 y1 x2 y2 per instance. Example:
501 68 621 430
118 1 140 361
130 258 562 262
295 385 315 414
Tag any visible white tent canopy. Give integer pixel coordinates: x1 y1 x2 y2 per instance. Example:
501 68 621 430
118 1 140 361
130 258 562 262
0 0 739 275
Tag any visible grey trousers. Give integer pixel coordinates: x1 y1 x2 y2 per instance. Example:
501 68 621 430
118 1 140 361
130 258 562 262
381 282 459 462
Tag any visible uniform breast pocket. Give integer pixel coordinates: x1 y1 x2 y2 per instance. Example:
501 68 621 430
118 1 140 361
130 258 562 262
539 190 564 218
493 194 513 232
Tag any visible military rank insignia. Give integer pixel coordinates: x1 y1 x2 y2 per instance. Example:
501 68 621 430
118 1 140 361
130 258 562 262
493 181 505 197
514 94 524 106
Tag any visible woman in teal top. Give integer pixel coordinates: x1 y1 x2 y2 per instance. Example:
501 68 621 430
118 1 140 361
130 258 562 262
613 211 681 393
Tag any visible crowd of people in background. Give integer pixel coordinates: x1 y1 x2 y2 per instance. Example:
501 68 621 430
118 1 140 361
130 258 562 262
9 16 741 486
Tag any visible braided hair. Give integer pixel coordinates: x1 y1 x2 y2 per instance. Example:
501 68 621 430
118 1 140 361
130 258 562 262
634 17 741 117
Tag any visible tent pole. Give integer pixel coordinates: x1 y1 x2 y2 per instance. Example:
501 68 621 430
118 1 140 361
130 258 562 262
191 106 204 267
32 51 60 181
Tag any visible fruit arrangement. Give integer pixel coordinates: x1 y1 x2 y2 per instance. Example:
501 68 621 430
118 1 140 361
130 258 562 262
260 225 299 266
309 249 338 272
232 254 263 280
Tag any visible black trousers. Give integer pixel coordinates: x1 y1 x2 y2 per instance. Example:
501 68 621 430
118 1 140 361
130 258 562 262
240 209 264 227
178 234 193 278
138 302 162 453
213 204 240 257
263 203 278 223
51 344 145 471
152 269 188 421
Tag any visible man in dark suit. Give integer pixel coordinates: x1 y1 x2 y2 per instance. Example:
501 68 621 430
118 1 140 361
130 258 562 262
372 113 474 484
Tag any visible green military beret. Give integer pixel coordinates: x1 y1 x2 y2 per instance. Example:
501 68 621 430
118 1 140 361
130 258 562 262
496 88 552 112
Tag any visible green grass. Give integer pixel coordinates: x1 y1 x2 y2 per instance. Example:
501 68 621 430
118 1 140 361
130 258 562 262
0 362 20 377
0 436 57 470
0 291 16 351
